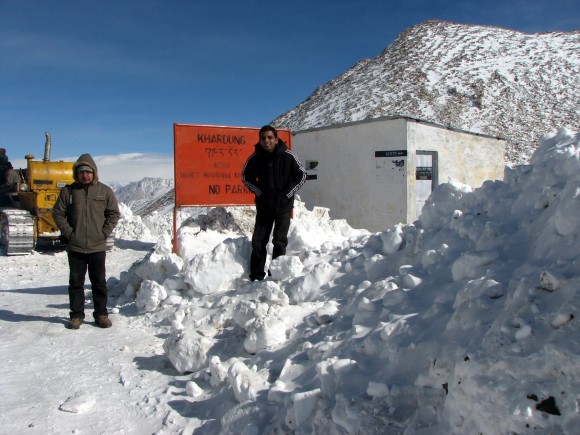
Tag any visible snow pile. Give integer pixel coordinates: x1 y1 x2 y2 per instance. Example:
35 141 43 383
58 393 96 414
115 128 579 433
113 203 156 242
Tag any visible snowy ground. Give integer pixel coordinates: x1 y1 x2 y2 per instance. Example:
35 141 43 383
1 128 579 434
0 244 203 433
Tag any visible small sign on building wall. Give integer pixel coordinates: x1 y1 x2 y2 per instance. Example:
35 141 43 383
416 167 433 180
375 150 407 179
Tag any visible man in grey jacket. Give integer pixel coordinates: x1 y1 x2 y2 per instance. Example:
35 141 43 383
53 153 120 330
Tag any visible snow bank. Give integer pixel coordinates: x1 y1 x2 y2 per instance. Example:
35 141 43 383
114 128 580 434
114 203 156 242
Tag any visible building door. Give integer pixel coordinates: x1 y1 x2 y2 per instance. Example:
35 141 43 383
415 151 438 220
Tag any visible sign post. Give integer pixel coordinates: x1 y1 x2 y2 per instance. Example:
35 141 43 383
173 124 292 252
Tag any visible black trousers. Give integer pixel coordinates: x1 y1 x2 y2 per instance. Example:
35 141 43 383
67 251 108 319
250 208 291 280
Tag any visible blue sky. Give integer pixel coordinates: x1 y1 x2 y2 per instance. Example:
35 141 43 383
1 0 578 183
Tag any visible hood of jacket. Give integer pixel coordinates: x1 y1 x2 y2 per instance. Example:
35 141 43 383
73 153 99 183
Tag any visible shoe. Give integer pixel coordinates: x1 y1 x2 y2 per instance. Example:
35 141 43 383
95 316 112 328
69 318 83 329
249 273 265 282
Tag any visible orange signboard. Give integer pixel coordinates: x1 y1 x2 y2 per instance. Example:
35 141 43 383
173 124 292 207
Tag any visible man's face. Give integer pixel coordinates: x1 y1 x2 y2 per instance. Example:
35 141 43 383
78 170 94 185
259 131 277 153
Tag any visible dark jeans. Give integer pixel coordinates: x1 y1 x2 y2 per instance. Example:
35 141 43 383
250 208 291 280
67 251 108 319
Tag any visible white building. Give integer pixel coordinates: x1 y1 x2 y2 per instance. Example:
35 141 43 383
292 116 506 232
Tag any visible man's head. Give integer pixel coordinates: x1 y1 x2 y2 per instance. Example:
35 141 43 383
259 125 278 153
77 165 94 185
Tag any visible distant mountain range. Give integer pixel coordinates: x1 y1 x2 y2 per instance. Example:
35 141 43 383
114 177 174 216
272 20 580 166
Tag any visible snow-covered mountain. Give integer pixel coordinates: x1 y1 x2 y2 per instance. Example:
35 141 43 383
272 20 580 166
114 177 174 216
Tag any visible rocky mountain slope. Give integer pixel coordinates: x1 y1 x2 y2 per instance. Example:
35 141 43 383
114 177 174 215
272 20 580 166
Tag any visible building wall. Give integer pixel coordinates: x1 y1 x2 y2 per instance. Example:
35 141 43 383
293 118 505 232
407 121 505 186
294 118 409 231
406 121 505 221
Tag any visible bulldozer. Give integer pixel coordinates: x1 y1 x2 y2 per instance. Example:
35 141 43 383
0 132 75 255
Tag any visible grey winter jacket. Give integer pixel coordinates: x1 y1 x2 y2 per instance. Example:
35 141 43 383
53 153 120 253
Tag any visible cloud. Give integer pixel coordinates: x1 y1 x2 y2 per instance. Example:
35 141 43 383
94 153 174 185
10 153 174 186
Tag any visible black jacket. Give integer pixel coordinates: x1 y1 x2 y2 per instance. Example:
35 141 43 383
242 140 306 213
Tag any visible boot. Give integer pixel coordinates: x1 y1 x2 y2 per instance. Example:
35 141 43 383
69 318 83 330
95 316 112 328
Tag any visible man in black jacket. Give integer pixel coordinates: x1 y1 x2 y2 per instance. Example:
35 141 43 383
242 125 306 281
